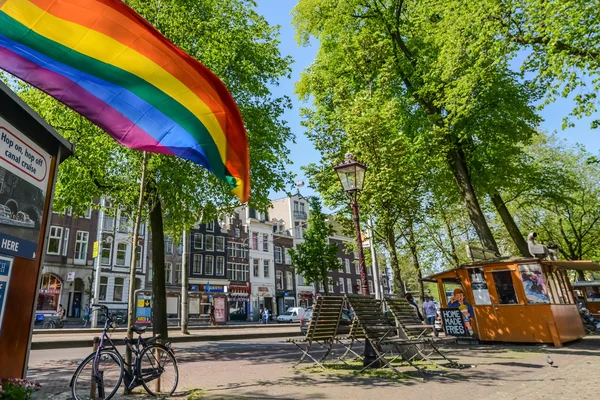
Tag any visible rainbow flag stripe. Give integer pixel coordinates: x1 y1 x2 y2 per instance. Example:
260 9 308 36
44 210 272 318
0 0 250 202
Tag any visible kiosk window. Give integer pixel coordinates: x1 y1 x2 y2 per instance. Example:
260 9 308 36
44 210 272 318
492 271 519 304
585 286 600 302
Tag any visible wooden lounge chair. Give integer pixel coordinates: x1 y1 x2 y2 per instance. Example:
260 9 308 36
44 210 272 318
287 296 344 369
334 315 366 364
345 294 429 375
385 296 459 368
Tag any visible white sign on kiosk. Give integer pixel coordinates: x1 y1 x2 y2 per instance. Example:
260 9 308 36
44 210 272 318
0 116 50 259
0 254 14 334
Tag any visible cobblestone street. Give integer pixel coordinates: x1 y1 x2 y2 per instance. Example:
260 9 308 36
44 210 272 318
28 336 600 400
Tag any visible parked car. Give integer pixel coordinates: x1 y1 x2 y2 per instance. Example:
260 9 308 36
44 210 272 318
277 307 306 323
300 309 353 335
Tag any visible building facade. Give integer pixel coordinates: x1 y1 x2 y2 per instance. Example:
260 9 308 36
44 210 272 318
273 229 295 314
38 206 98 317
270 194 314 307
225 211 250 321
324 236 375 297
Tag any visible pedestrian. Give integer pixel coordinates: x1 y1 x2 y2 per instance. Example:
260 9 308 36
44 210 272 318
263 308 270 324
422 296 438 336
57 304 66 321
74 299 80 319
209 303 216 326
82 304 90 327
405 293 424 321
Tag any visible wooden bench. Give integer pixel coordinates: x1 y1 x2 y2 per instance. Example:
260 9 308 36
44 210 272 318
345 294 429 375
287 296 344 368
385 296 459 368
334 313 366 364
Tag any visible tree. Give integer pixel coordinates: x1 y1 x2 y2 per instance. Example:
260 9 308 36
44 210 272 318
288 198 342 294
293 0 543 256
10 0 294 338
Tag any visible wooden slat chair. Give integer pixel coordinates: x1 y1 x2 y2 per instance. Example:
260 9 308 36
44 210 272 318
345 294 428 375
385 296 459 368
334 315 366 364
287 296 344 369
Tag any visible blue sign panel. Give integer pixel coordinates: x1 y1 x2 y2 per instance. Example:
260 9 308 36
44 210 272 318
0 254 14 334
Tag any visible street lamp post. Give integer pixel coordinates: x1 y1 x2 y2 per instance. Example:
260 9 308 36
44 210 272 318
333 153 380 368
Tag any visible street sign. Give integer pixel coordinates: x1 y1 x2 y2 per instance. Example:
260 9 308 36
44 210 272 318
66 272 75 282
135 292 152 324
92 241 99 258
0 255 14 335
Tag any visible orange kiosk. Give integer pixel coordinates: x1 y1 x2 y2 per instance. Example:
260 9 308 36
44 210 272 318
572 280 600 317
423 258 600 347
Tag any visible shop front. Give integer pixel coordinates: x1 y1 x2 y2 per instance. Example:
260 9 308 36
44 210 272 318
229 284 250 321
37 273 62 314
276 290 296 316
187 282 228 324
423 258 596 347
298 291 313 309
251 285 274 321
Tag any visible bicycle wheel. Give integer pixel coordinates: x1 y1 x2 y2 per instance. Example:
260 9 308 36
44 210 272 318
71 349 124 400
42 320 54 329
138 344 178 396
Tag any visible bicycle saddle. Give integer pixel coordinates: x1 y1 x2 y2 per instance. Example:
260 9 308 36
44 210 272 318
131 325 147 334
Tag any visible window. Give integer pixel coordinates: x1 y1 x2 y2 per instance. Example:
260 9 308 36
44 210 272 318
116 243 127 266
205 256 214 275
177 239 183 255
293 200 299 211
275 247 282 263
276 270 284 289
193 254 202 274
229 263 248 281
103 210 114 230
216 237 225 252
47 226 63 255
297 273 306 286
148 262 153 282
300 202 305 213
194 233 203 249
113 277 124 301
253 259 260 277
101 239 112 265
368 280 374 294
205 235 214 251
99 276 108 300
356 279 361 293
345 259 351 274
339 278 345 293
347 278 353 294
164 237 173 255
135 245 142 269
235 228 240 238
84 207 92 219
74 231 89 263
240 245 247 259
294 222 301 239
263 260 270 278
60 228 69 256
367 266 372 276
138 223 145 236
492 271 519 304
354 260 360 275
118 214 129 233
216 256 225 275
286 271 293 290
229 243 237 258
328 280 334 294
165 262 172 284
338 258 343 271
175 263 182 284
252 232 259 250
262 234 269 252
207 221 214 231
285 250 292 265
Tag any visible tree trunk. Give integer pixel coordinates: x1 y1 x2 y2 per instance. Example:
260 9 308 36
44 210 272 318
490 191 530 257
386 227 405 297
447 146 499 254
576 270 585 281
407 222 425 301
149 193 168 340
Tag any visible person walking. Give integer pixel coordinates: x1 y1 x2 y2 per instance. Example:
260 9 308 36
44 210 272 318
405 293 424 321
82 304 90 327
263 308 270 324
422 296 438 336
209 303 216 326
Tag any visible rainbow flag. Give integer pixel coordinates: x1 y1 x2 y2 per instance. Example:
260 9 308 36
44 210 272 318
0 0 250 202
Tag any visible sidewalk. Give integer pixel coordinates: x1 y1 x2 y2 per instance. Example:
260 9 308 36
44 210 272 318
31 325 300 350
29 336 600 399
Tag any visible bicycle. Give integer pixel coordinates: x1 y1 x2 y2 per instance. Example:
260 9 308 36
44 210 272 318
41 314 64 329
70 305 178 399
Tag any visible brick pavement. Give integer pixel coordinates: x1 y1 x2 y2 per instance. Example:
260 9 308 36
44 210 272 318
29 336 600 400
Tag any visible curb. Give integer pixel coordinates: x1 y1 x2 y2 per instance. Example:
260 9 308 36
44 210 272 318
31 330 303 350
32 322 299 335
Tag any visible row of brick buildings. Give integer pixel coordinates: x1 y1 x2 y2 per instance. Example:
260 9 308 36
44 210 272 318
37 195 390 321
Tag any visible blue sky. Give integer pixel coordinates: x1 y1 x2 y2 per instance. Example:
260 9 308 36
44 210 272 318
256 1 599 198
